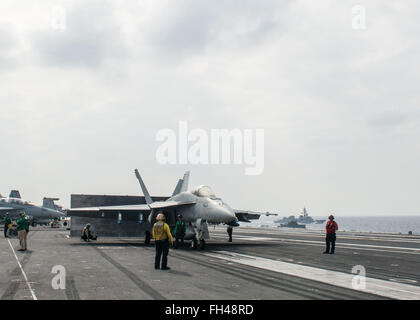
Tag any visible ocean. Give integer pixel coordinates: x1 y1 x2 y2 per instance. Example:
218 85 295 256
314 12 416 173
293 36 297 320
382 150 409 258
242 215 420 235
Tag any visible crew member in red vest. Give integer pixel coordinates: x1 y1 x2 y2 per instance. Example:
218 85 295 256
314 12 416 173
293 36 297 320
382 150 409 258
323 214 338 254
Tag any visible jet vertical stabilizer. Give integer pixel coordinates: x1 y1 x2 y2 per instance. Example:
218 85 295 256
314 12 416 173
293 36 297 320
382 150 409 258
180 171 190 192
9 190 21 199
172 179 183 196
134 169 153 205
43 197 60 209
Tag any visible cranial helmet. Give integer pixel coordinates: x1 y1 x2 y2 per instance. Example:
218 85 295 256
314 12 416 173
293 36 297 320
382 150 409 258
156 213 165 221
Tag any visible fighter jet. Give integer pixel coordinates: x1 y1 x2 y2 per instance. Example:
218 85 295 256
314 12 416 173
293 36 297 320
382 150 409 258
0 190 66 226
70 170 276 248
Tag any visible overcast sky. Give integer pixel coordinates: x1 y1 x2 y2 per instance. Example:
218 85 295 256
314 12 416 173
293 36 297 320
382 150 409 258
0 1 419 216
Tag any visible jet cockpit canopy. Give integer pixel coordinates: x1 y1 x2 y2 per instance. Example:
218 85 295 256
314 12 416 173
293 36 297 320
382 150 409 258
5 198 32 205
8 198 24 204
192 185 216 198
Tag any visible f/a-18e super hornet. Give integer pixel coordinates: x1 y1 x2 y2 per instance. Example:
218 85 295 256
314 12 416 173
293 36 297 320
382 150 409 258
0 190 66 226
70 170 276 249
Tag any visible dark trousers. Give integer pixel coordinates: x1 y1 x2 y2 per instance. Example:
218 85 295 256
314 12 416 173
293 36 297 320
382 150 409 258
325 233 336 253
174 234 184 248
227 229 232 242
81 234 97 241
155 239 170 268
4 224 9 238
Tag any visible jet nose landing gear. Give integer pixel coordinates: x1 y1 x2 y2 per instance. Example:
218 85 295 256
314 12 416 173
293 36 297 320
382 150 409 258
191 219 209 250
192 238 198 249
191 238 205 250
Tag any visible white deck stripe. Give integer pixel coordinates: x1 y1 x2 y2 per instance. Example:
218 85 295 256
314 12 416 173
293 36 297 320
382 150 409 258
215 226 420 237
211 234 420 252
213 229 420 244
7 240 37 300
211 234 420 255
204 251 420 300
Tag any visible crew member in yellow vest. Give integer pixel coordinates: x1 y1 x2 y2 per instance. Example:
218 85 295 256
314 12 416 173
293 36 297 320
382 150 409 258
152 213 174 270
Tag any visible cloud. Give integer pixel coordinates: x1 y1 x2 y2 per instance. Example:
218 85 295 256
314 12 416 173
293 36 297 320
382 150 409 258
33 1 127 68
145 0 291 60
368 112 410 127
0 0 419 215
0 22 21 69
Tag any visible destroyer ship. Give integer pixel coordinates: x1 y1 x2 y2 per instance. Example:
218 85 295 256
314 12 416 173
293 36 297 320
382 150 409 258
296 207 314 224
275 208 324 227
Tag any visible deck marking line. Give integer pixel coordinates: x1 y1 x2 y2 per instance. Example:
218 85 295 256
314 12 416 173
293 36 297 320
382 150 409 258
7 240 37 300
204 251 420 300
211 234 420 252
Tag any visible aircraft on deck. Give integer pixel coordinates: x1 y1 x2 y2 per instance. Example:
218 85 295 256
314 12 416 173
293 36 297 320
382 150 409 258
0 190 66 226
70 170 276 248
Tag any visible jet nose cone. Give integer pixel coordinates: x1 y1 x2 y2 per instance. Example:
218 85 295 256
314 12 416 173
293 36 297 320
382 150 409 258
221 205 237 222
207 199 237 224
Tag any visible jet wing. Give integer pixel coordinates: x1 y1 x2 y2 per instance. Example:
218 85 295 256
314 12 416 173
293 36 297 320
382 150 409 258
234 210 277 222
69 204 151 212
0 207 20 212
149 200 195 210
70 201 196 212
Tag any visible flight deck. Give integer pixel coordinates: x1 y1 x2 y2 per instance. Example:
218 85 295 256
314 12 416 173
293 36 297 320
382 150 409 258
1 226 420 300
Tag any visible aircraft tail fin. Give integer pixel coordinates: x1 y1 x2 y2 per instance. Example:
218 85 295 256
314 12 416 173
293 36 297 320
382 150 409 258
172 179 183 196
43 197 60 209
9 190 21 199
134 169 153 205
180 171 190 192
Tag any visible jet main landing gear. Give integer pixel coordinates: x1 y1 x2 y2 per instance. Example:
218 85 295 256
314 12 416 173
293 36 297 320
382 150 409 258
191 237 205 250
199 239 205 250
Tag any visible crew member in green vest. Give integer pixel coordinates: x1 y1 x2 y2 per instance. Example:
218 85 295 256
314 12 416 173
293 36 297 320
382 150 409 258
3 213 11 238
174 214 187 249
16 213 29 251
